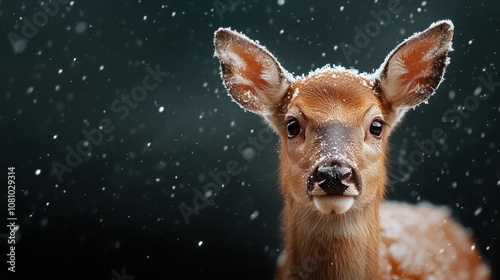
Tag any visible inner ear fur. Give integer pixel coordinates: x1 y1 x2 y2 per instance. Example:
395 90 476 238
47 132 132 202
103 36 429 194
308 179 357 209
214 28 292 117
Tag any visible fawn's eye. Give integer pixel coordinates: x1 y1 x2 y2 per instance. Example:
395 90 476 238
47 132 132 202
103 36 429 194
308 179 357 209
369 120 383 138
286 118 301 138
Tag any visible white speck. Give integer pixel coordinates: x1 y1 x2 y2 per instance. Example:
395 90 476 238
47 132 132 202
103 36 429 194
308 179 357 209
250 210 259 220
58 69 63 74
321 52 326 57
473 85 482 96
277 0 285 6
340 6 344 11
99 65 105 71
448 90 456 100
290 87 300 104
53 134 58 139
198 240 203 246
468 39 473 45
279 29 284 35
75 22 88 34
202 82 208 87
172 11 176 17
147 142 151 147
46 202 50 206
474 207 482 216
155 178 160 182
470 244 476 251
26 86 34 94
205 189 213 198
242 147 256 161
158 106 164 113
417 7 422 12
421 1 427 6
143 15 147 21
11 38 27 54
35 169 41 176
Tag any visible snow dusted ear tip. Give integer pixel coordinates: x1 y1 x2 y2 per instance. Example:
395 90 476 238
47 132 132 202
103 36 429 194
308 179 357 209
431 19 454 38
213 27 236 53
214 27 291 116
376 20 454 110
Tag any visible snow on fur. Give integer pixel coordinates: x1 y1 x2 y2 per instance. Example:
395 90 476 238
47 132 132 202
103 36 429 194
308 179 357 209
214 27 294 116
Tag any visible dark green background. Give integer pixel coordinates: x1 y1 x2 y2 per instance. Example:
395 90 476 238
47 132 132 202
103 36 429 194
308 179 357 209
1 0 499 279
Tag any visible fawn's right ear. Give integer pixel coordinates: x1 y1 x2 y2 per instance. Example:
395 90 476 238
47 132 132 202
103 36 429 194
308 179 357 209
214 28 292 117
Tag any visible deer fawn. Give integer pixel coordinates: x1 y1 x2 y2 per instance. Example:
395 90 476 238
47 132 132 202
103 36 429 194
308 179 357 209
214 20 490 279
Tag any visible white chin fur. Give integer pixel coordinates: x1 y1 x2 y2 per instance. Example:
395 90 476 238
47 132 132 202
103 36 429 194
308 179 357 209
313 196 355 215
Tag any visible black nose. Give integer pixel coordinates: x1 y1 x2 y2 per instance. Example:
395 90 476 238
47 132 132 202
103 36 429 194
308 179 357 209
307 161 361 195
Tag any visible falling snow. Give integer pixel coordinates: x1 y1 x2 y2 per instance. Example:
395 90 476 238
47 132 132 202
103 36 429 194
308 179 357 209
3 1 497 279
250 210 259 220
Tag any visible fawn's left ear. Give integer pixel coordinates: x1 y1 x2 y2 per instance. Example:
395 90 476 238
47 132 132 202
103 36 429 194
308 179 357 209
375 20 454 121
214 28 292 118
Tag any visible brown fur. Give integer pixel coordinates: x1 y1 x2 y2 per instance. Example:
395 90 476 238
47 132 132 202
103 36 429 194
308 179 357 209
275 72 387 279
214 21 490 279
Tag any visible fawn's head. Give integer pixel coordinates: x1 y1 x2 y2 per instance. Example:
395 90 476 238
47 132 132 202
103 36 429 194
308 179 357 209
214 21 453 216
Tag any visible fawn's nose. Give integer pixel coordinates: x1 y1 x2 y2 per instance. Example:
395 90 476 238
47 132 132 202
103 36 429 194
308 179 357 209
307 161 361 196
